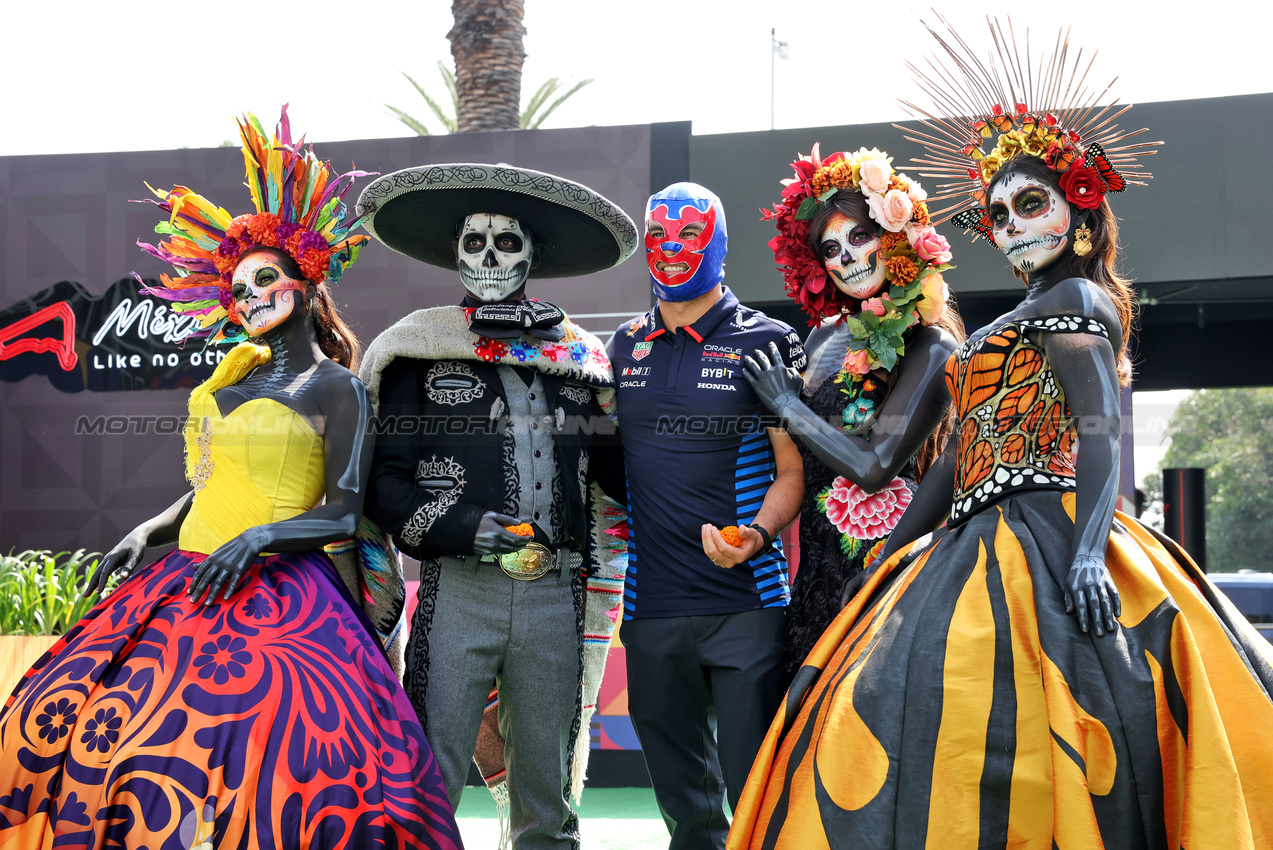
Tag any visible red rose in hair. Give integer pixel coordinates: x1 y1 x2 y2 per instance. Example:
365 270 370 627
1059 161 1104 209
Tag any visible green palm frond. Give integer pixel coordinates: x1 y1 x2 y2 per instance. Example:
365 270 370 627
523 77 593 130
384 104 434 136
390 65 592 135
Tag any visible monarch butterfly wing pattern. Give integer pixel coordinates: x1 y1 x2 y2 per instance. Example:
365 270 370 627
1085 142 1127 193
956 327 1018 416
951 207 993 239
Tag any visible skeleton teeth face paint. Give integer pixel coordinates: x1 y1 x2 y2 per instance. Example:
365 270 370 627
820 212 885 299
457 213 534 302
988 173 1071 274
231 250 307 337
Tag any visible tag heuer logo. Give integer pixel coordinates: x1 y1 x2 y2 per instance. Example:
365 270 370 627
632 342 653 361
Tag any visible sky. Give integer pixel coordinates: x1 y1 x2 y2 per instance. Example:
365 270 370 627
4 0 1271 156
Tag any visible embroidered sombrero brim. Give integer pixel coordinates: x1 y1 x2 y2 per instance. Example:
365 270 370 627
355 163 638 279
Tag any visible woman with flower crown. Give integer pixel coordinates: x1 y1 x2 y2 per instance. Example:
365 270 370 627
0 111 462 849
744 145 964 683
729 21 1273 850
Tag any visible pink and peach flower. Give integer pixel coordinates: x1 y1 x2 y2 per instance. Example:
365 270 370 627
823 476 913 539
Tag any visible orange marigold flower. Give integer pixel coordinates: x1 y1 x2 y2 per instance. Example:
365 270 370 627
719 525 743 548
911 204 932 226
880 231 907 251
226 214 253 241
247 213 281 246
213 252 239 274
284 230 306 256
827 161 857 191
884 255 918 285
504 523 534 537
298 248 331 282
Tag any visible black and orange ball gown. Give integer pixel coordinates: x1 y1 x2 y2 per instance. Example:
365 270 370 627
729 316 1273 849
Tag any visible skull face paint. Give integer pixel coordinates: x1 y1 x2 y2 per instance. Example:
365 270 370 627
645 182 727 302
457 213 534 302
231 250 307 337
819 212 885 300
988 172 1072 274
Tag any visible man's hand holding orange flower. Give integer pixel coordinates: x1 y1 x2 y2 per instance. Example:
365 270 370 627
701 523 764 568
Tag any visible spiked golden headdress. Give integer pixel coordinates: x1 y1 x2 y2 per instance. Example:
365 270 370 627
898 16 1161 238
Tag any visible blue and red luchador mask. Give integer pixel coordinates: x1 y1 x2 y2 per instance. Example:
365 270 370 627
645 182 728 302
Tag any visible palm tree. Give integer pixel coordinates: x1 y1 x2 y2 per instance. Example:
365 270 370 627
387 63 593 135
449 0 525 133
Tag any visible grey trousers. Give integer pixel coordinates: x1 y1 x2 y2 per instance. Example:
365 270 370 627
409 555 582 850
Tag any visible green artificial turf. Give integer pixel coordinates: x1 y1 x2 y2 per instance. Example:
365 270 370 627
456 786 671 848
456 785 663 819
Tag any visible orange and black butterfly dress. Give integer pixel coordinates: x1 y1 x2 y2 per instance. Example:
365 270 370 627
729 314 1273 850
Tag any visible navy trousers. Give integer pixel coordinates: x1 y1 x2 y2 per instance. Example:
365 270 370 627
624 607 787 850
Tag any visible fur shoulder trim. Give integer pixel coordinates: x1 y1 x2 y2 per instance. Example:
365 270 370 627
360 305 613 407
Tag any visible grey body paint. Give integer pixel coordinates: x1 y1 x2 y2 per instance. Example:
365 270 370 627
338 375 370 493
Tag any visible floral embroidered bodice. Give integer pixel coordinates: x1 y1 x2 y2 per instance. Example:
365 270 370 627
944 314 1110 524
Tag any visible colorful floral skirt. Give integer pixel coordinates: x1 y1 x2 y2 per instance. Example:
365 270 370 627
729 490 1273 849
0 549 462 849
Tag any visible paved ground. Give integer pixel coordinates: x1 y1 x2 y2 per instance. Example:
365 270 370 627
455 786 670 848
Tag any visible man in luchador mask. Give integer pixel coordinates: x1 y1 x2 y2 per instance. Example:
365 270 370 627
355 164 635 849
608 182 806 850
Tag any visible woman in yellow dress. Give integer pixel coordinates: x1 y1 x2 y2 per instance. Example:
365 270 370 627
729 21 1273 849
0 110 462 849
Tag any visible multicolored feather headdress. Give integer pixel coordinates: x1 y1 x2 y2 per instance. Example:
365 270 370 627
137 107 371 344
897 16 1160 238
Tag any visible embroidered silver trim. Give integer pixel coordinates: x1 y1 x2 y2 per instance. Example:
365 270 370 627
559 384 591 406
400 456 467 546
425 362 485 406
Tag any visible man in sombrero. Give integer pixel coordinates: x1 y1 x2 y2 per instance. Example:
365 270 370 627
354 163 636 849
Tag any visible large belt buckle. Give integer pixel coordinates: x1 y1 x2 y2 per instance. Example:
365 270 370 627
498 541 554 581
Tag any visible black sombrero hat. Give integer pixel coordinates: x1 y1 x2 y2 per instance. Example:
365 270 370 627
355 163 639 279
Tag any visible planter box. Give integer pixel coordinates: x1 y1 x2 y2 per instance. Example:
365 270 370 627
0 635 60 698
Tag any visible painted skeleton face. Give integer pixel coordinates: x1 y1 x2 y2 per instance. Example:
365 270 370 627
231 250 307 337
987 172 1072 274
457 213 534 302
820 212 885 300
645 182 727 302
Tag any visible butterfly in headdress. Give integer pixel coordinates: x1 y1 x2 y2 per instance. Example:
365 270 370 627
1083 143 1126 193
951 207 993 239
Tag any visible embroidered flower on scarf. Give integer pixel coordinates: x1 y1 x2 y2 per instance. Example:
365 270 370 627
820 476 913 540
510 342 538 362
474 337 510 362
842 397 876 428
541 344 568 362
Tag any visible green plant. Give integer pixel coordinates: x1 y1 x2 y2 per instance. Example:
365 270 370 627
0 549 106 636
386 61 593 135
